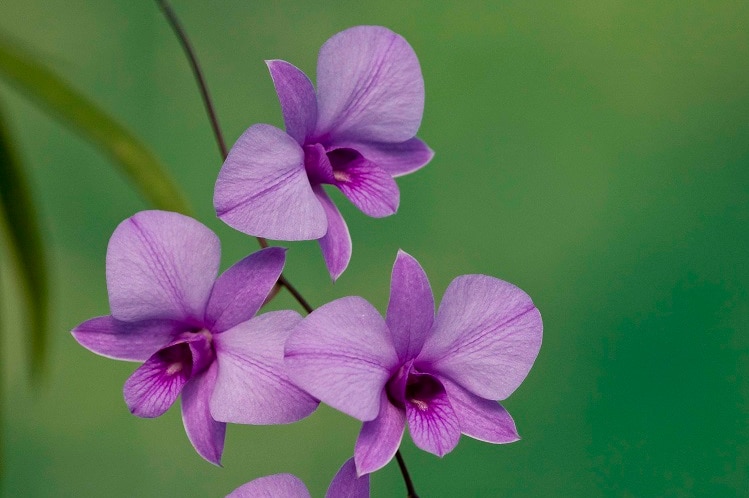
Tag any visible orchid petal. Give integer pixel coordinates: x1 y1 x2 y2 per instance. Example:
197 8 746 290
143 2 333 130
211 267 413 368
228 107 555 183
182 362 226 466
214 124 326 240
405 372 460 457
211 311 318 424
313 185 351 280
355 391 406 475
315 26 424 143
339 138 434 178
107 210 219 323
328 148 399 218
206 247 286 333
442 378 519 444
418 275 542 401
326 458 370 498
266 60 317 145
71 315 181 361
285 296 398 421
228 474 311 498
386 250 434 362
123 342 192 418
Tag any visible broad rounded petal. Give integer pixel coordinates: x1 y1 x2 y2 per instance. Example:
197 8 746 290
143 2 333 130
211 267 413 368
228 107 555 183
206 247 286 333
315 26 424 143
211 311 318 424
328 148 399 218
313 185 351 280
442 378 519 444
214 124 327 240
267 60 318 144
107 210 219 323
418 275 543 401
339 138 434 178
72 315 182 361
182 362 226 466
386 250 434 362
326 458 370 498
285 296 399 421
355 391 406 475
228 474 311 498
123 344 192 418
406 374 460 457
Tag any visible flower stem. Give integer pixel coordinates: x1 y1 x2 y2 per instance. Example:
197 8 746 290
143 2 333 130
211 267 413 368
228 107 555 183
154 0 311 314
156 3 416 495
154 0 227 159
396 450 419 497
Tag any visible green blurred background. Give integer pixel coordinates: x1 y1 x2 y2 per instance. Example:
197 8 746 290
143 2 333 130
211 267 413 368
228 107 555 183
1 1 748 496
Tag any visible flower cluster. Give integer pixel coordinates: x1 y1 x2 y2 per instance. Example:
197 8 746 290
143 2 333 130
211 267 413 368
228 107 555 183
73 25 542 496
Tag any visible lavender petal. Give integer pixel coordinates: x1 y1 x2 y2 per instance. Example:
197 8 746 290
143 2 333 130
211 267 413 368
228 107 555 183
71 315 181 361
267 59 317 145
313 185 352 280
227 474 311 498
181 362 226 466
214 124 326 240
326 458 370 498
354 391 406 475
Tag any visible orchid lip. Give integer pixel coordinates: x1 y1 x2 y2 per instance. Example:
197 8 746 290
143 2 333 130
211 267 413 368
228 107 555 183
386 362 445 412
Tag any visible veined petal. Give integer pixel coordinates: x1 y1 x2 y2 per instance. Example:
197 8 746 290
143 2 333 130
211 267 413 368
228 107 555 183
182 362 226 466
386 250 434 362
228 474 311 498
338 138 434 178
211 311 318 424
326 458 370 498
355 391 406 475
123 342 192 418
107 210 219 323
315 26 424 143
267 60 317 145
206 247 286 333
442 378 519 444
405 372 460 457
214 124 326 240
313 185 351 280
328 148 399 218
418 275 542 401
285 296 399 421
71 315 182 361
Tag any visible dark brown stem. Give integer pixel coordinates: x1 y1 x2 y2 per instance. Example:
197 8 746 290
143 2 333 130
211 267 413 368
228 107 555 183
156 3 417 495
154 0 312 315
396 450 419 497
154 0 228 158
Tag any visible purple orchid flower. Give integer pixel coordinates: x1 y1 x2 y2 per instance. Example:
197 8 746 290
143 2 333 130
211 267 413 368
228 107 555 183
214 26 433 280
285 250 542 475
71 210 318 465
227 458 368 498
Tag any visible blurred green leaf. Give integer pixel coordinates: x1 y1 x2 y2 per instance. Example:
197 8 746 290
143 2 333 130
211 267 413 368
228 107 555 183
0 101 48 379
0 35 190 214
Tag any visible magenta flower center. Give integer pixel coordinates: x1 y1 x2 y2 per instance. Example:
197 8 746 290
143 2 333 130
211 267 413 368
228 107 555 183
387 364 445 412
303 143 362 186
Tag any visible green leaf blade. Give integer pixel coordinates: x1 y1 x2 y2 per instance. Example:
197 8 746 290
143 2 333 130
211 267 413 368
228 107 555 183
0 102 49 379
0 35 191 215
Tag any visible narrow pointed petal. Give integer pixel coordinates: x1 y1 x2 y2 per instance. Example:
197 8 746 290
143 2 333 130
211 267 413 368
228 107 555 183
228 474 311 498
418 275 543 401
326 458 370 498
339 138 434 177
124 343 192 418
285 296 399 421
386 250 434 362
313 185 351 280
214 124 327 240
328 148 399 218
266 60 317 145
182 362 226 465
107 210 219 323
211 311 318 424
206 247 286 333
71 315 181 361
315 26 424 143
442 378 519 444
355 391 406 475
405 374 460 457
